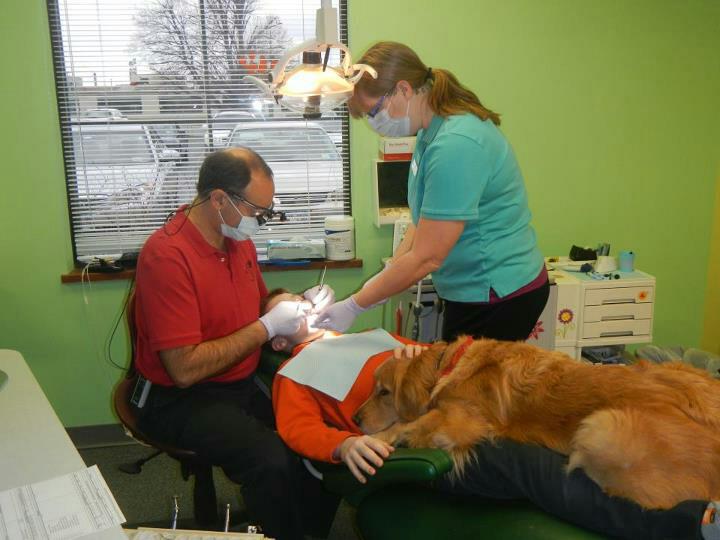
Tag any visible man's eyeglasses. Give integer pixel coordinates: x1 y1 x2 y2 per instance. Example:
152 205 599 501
230 193 287 226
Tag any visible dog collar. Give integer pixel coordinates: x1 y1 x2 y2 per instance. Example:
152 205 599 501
439 336 474 378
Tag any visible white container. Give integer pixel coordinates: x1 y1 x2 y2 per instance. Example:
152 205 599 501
324 216 355 261
378 136 416 160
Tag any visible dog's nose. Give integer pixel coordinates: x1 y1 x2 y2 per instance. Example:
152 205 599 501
351 413 361 426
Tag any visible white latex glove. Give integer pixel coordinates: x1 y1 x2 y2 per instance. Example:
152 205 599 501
303 284 335 312
314 295 367 332
259 300 311 339
336 435 394 484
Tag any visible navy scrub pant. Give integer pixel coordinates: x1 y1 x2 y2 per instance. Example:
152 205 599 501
436 439 706 540
441 279 551 342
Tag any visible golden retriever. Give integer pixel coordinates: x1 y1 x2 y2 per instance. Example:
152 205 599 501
354 336 720 509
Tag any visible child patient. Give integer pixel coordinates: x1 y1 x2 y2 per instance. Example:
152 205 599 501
266 290 416 482
264 289 720 540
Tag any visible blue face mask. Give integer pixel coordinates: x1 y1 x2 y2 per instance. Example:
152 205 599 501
219 198 260 241
367 93 414 138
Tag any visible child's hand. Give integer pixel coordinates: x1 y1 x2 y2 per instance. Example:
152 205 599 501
337 435 394 484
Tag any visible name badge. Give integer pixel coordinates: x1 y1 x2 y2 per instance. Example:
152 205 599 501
410 159 418 176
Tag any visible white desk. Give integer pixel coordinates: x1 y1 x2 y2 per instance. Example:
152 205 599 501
0 349 127 539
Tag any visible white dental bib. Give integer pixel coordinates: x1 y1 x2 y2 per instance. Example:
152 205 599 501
278 329 402 400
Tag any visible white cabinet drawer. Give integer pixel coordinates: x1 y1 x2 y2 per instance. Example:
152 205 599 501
584 303 653 323
585 286 654 306
582 319 652 339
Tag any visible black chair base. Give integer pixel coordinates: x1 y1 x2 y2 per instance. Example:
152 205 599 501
118 448 219 527
118 448 163 475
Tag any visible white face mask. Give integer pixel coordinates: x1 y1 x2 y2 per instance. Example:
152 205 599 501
219 198 260 241
368 92 414 138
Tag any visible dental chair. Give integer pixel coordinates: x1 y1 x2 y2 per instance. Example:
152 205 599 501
257 349 604 540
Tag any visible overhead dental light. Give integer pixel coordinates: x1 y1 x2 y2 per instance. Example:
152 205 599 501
245 0 376 119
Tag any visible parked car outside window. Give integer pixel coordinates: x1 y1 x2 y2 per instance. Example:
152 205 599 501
70 124 179 225
147 123 188 161
226 121 344 221
80 108 126 120
208 110 259 148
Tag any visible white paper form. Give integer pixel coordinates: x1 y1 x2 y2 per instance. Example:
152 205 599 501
0 465 125 540
278 329 402 400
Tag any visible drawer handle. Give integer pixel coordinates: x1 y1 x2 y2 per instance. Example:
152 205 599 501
600 331 634 337
600 315 634 321
601 298 636 305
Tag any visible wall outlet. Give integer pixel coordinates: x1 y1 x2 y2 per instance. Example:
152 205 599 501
392 218 412 255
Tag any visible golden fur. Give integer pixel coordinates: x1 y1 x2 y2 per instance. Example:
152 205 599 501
354 337 720 509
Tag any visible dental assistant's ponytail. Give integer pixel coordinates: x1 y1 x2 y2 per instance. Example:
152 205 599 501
349 41 501 126
427 67 500 125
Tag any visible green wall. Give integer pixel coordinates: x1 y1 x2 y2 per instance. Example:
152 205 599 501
702 174 720 354
1 0 719 426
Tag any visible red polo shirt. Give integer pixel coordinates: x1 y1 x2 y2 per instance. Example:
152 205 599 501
134 206 268 386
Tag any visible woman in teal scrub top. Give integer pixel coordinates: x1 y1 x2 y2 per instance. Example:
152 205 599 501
314 42 720 540
316 41 549 342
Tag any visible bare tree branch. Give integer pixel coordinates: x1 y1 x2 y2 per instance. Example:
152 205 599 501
132 0 291 108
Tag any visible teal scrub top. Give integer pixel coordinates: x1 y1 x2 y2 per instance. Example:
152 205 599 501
408 113 543 302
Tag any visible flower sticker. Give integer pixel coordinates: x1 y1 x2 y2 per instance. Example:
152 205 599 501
558 309 574 325
638 291 649 301
529 320 545 340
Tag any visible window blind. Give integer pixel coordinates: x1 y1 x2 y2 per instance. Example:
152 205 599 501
47 0 350 261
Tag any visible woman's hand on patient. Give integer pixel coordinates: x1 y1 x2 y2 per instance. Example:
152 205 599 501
337 436 394 484
393 343 428 360
314 296 366 332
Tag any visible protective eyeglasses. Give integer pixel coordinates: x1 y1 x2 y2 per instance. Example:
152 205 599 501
366 89 394 119
229 193 287 225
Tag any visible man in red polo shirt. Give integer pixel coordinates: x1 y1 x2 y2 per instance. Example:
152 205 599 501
133 148 330 540
265 290 720 540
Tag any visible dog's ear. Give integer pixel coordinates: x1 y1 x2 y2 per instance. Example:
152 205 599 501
395 342 448 420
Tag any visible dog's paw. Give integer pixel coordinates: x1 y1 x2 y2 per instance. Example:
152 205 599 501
373 430 395 444
374 425 408 446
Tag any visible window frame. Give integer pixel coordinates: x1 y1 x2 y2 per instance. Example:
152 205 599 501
46 0 352 264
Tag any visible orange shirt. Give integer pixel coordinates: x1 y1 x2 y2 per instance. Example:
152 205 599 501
272 334 416 463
